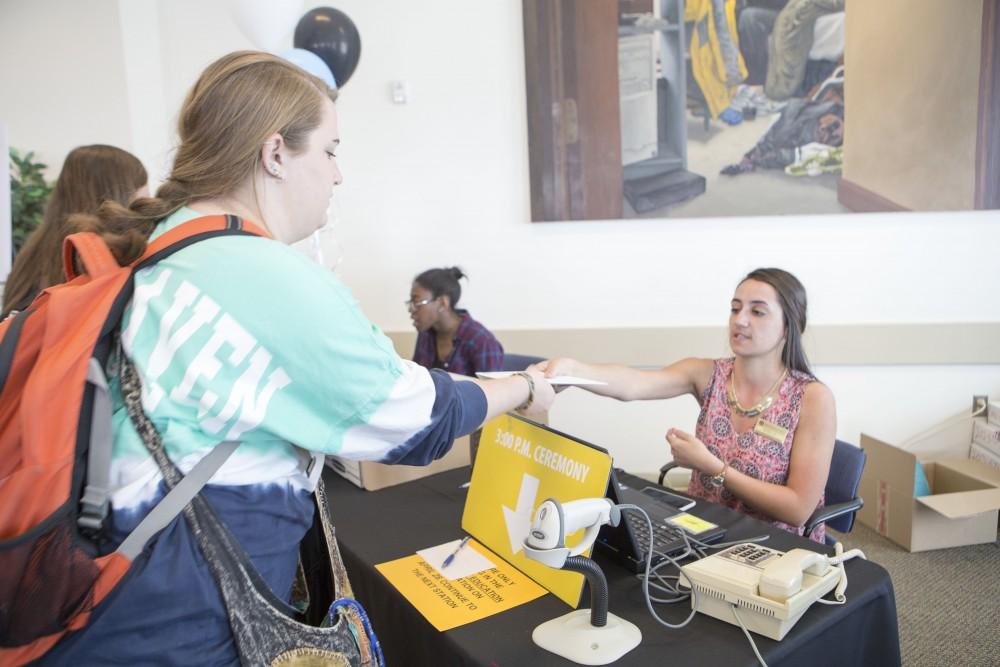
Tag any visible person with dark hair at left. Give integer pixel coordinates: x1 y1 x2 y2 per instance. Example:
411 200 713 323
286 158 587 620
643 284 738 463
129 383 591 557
538 268 836 543
3 144 148 316
409 266 503 377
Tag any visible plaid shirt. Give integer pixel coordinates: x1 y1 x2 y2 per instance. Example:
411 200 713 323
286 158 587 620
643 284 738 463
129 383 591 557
412 311 504 377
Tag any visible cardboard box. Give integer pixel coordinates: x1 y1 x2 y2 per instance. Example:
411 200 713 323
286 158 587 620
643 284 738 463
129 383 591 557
970 442 1000 472
973 419 1000 457
859 414 1000 552
326 435 471 491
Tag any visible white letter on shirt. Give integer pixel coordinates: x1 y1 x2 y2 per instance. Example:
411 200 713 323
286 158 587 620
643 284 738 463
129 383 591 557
204 346 291 440
121 268 172 352
145 288 220 411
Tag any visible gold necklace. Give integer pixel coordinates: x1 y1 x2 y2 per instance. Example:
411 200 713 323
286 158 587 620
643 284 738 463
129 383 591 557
728 368 787 418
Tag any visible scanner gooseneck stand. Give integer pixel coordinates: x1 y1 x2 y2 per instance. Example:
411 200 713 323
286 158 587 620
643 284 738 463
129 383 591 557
522 498 641 665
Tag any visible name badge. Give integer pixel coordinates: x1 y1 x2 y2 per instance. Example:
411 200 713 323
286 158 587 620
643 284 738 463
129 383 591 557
753 419 789 444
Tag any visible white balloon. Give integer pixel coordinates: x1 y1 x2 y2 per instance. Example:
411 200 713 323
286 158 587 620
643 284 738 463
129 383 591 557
228 0 304 53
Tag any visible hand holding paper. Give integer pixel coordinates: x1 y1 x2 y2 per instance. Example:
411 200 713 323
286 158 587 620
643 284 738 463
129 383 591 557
476 371 606 387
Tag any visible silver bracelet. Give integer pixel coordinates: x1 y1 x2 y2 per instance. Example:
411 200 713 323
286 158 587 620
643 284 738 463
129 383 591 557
514 371 535 411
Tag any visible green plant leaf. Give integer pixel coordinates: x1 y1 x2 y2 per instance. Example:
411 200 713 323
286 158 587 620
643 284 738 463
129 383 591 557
8 146 53 255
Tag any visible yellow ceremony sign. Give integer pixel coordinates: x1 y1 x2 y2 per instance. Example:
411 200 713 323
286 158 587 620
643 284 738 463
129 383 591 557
374 539 545 631
462 414 612 607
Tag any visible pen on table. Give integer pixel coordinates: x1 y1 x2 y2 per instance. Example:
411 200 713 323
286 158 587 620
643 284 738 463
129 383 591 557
441 536 471 569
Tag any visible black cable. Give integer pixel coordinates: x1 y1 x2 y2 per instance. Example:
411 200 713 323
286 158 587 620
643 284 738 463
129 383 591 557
614 503 773 631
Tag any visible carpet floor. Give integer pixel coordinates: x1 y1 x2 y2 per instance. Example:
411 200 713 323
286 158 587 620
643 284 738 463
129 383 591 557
831 523 1000 667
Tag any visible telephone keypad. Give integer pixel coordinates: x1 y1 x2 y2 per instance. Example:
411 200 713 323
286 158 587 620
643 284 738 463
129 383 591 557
720 543 782 569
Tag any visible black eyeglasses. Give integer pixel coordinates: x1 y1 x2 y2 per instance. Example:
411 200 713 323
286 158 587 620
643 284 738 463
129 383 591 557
405 298 433 312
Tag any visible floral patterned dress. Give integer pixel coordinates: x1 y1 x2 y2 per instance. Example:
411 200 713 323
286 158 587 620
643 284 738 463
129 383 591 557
687 357 825 543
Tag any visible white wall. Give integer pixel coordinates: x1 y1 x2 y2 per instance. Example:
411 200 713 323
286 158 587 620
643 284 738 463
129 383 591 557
0 0 133 174
2 0 998 475
304 1 1000 330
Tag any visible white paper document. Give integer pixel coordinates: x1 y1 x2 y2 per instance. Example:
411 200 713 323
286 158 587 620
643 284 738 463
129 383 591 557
475 371 607 386
418 539 495 580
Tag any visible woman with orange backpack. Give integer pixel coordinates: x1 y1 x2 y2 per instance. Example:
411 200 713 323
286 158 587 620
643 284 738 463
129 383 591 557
31 51 553 665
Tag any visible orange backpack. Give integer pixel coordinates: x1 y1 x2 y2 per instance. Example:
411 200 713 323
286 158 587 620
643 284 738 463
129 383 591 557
0 215 266 665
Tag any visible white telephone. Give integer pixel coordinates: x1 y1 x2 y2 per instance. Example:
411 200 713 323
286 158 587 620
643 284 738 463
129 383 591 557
678 543 863 641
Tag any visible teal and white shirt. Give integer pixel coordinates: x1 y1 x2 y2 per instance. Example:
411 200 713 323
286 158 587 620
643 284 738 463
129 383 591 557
45 208 486 665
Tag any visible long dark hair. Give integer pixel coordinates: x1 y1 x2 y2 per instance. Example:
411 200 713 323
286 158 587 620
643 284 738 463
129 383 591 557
741 268 812 376
414 267 466 310
3 145 147 313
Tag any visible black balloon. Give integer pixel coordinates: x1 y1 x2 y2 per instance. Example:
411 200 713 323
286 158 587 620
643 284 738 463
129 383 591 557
293 7 361 89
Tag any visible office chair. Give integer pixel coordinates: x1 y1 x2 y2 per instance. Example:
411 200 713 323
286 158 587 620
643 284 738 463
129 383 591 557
803 439 866 543
657 439 866 545
501 353 545 372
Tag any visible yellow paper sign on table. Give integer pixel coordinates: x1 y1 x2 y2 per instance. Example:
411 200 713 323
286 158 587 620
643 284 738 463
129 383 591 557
375 539 545 631
667 512 718 534
462 414 612 607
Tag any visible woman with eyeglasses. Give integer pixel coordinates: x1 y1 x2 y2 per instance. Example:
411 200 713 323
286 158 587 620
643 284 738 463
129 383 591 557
408 267 504 377
537 268 836 543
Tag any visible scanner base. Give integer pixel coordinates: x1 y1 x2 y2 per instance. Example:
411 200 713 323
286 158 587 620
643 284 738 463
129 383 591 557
532 609 641 665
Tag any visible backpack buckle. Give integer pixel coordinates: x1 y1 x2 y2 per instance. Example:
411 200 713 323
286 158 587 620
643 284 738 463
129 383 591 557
78 485 110 531
306 451 324 488
79 358 114 533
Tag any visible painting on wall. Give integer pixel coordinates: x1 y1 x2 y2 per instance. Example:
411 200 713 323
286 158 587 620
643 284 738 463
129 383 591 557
522 0 997 221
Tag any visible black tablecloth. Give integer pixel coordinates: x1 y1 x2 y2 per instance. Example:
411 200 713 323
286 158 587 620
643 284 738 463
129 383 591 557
324 467 901 667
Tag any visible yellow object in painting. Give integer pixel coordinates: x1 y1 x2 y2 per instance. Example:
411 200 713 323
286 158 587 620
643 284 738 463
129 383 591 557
686 0 748 118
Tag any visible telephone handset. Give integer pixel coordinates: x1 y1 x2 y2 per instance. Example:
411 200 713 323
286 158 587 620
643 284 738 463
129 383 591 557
758 548 831 601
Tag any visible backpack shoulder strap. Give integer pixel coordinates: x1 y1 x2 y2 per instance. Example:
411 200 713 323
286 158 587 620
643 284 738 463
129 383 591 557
63 232 120 281
136 214 270 267
116 440 241 559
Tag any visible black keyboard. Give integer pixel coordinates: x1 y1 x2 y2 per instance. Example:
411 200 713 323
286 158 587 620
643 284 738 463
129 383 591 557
625 510 686 558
